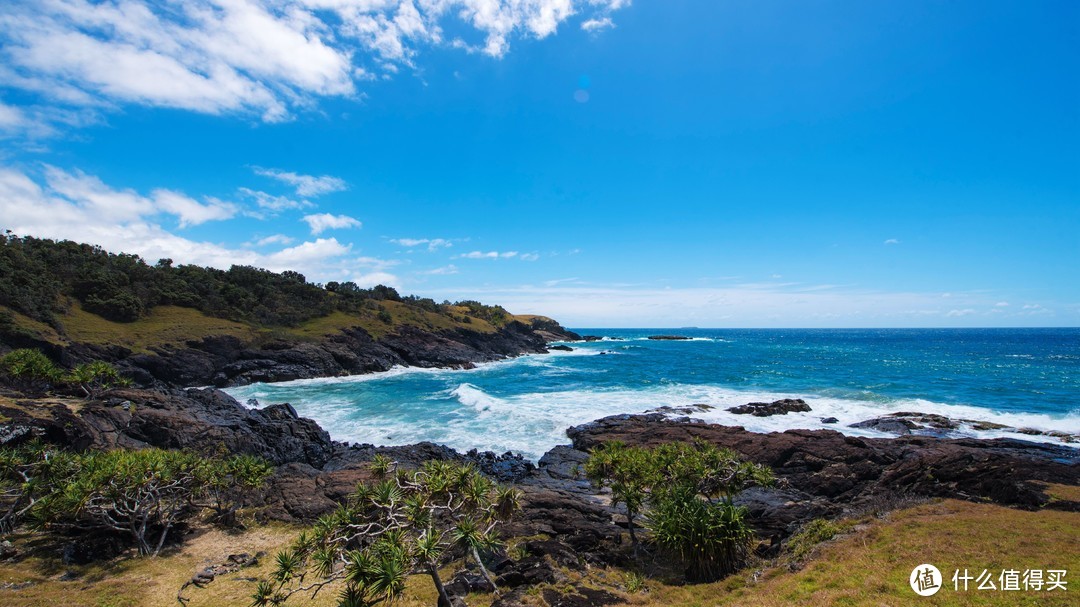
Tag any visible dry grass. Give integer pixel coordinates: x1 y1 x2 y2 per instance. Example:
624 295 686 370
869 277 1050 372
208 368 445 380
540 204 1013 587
4 499 1073 606
630 499 1080 607
0 524 493 607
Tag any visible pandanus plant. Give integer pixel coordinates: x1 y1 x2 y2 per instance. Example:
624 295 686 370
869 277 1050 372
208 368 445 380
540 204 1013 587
584 439 773 582
251 458 522 607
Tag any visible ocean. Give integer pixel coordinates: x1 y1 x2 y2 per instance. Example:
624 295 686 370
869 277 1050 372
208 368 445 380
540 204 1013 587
225 328 1080 461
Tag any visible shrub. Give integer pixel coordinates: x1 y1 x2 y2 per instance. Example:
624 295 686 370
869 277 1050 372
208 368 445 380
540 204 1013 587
584 439 773 582
63 360 132 397
20 447 270 556
1 348 62 386
251 460 521 607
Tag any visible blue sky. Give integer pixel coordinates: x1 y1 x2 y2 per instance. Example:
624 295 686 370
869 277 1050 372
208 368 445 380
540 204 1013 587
0 0 1077 327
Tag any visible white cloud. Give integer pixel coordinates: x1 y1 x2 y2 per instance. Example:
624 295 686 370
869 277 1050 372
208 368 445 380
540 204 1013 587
0 164 354 279
0 1 631 133
391 237 453 251
239 187 313 212
945 308 976 317
0 101 27 130
353 271 401 289
253 167 347 197
420 264 459 275
884 238 901 245
302 212 362 234
520 252 539 261
255 233 295 246
581 17 613 32
457 250 519 259
265 237 352 269
153 190 238 227
995 301 1009 307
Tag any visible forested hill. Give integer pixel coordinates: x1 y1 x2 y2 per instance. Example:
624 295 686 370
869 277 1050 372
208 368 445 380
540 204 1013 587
0 235 578 386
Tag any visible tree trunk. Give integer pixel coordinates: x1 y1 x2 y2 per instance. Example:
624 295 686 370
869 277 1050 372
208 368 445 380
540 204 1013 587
429 566 454 607
471 545 498 593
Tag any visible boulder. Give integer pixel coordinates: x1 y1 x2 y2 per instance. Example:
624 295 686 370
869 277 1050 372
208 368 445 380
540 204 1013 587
727 398 812 417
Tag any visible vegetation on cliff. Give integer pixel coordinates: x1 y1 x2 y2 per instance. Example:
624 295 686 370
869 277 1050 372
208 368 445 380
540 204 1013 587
0 234 525 348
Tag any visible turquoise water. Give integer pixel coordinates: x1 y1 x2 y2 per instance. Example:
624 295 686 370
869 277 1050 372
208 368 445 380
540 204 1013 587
226 328 1080 460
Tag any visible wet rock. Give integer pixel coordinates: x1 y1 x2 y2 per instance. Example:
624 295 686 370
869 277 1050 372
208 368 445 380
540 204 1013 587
727 398 812 417
821 417 839 424
647 335 690 340
849 417 918 435
647 403 715 416
548 345 574 351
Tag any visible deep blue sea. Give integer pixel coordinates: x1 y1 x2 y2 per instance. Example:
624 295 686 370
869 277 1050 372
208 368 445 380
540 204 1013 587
226 328 1080 460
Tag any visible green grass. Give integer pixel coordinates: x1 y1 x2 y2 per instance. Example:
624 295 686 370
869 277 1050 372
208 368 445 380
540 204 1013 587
3 300 518 353
61 303 257 353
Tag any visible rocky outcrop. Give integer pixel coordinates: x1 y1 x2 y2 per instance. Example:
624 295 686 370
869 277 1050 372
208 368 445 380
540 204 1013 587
727 398 812 417
567 414 1080 514
850 411 1079 443
63 317 580 389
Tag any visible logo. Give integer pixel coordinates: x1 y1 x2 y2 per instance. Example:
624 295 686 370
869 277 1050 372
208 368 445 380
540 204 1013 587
911 564 942 596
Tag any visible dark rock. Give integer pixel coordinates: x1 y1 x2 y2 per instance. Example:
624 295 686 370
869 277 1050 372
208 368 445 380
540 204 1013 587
548 345 574 351
75 387 335 468
541 586 623 607
444 571 493 596
566 413 1080 511
821 417 839 424
727 398 812 417
647 403 715 416
849 417 918 435
647 335 690 340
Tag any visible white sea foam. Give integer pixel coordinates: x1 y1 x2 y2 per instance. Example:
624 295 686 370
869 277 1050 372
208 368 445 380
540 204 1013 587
226 351 1080 461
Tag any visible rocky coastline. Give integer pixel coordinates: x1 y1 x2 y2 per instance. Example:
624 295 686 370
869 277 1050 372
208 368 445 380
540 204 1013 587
3 383 1077 567
52 315 582 389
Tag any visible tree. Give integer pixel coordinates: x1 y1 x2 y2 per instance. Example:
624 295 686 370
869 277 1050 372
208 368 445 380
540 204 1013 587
29 448 271 556
584 440 773 582
583 442 650 548
0 441 78 533
251 460 522 607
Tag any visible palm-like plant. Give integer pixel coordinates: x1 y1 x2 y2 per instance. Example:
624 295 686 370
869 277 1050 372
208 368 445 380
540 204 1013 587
252 459 520 607
584 440 773 582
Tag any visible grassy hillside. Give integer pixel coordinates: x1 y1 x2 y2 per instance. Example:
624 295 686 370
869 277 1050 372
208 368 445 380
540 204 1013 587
0 235 548 352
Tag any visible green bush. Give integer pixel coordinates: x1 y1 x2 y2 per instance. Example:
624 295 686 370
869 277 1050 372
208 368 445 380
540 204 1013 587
1 445 271 556
1 348 62 385
584 440 773 582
